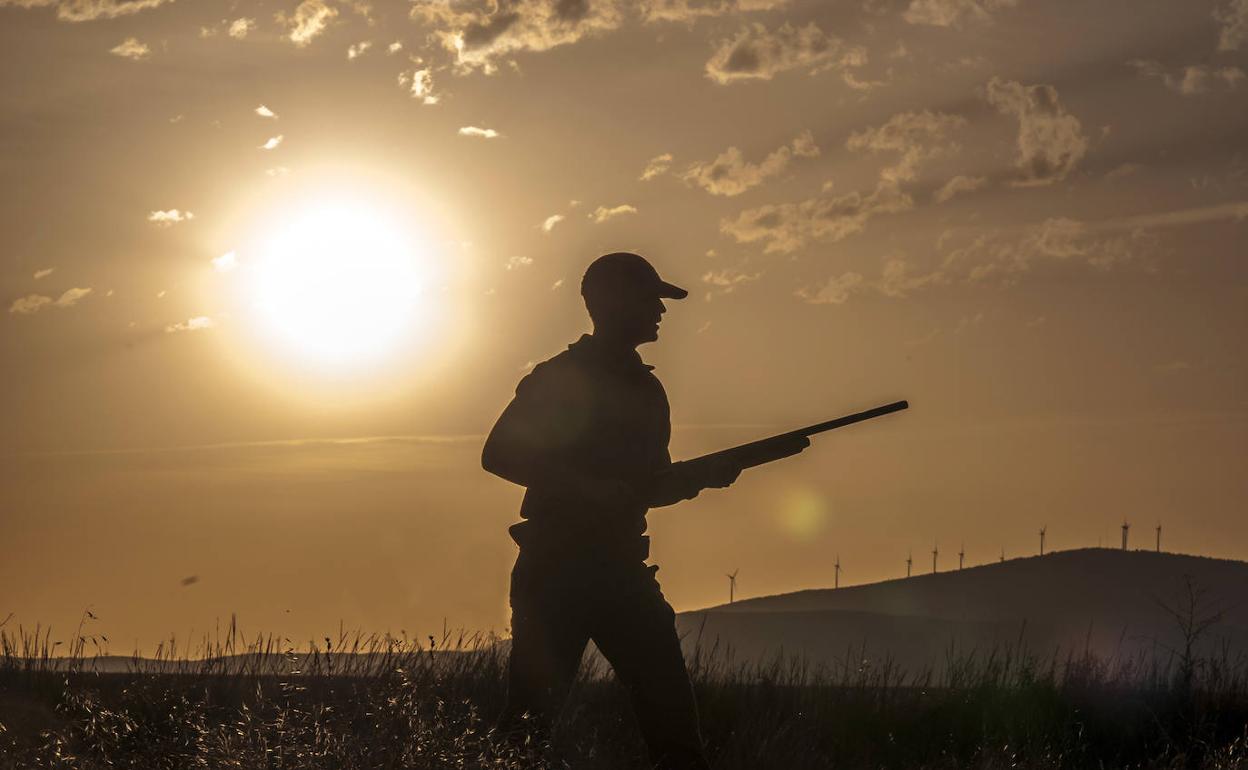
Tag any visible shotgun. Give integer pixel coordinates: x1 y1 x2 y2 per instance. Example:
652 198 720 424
679 400 909 474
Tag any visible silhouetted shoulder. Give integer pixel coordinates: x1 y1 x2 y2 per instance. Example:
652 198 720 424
514 350 592 402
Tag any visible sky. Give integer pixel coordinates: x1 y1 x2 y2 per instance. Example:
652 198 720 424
1 0 1246 653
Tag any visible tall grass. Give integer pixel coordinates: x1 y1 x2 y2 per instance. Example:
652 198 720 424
2 618 1248 768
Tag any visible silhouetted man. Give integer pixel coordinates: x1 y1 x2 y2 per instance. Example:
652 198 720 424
483 252 768 768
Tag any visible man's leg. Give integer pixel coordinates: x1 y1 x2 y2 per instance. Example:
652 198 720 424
499 556 590 743
591 564 710 770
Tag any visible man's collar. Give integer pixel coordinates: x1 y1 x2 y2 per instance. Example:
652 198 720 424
569 333 655 372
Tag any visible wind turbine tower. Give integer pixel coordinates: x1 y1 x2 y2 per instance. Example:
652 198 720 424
834 555 841 589
1039 526 1047 556
958 543 965 571
1156 524 1162 553
999 547 1005 563
1121 520 1130 551
906 551 912 578
932 544 939 574
726 569 738 604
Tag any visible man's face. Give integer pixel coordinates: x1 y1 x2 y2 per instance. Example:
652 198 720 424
592 291 668 346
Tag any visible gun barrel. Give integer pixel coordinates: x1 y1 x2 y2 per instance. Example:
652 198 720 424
687 400 909 471
793 399 909 439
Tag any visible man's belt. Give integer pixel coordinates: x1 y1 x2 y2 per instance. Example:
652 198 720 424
509 520 650 563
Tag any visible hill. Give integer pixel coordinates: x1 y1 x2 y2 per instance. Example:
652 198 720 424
676 548 1248 673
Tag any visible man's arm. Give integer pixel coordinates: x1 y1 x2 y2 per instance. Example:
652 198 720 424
482 364 638 509
646 459 741 508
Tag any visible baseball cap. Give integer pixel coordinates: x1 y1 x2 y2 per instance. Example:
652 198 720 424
580 252 688 301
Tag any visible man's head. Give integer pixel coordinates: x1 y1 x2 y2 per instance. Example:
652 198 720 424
581 252 687 346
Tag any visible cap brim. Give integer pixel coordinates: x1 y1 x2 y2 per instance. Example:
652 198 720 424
657 281 688 300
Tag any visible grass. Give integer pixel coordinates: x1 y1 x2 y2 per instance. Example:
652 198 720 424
2 618 1248 768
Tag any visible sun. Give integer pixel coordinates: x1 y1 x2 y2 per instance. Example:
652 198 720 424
247 199 432 368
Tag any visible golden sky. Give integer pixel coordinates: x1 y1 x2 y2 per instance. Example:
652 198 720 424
1 0 1246 652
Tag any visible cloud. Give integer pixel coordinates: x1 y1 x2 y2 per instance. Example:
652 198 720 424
846 111 966 183
165 316 214 333
347 40 372 59
792 204 1184 304
1104 163 1140 180
55 287 92 307
33 267 54 280
541 213 565 232
260 135 284 150
705 21 845 84
1215 0 1248 51
1089 200 1248 231
255 104 277 118
10 287 93 314
413 0 625 74
8 295 52 315
458 126 500 138
640 152 674 181
986 77 1088 186
933 174 987 203
795 271 864 304
798 256 948 306
590 204 638 223
109 37 149 60
398 68 438 104
506 255 533 270
639 0 789 23
701 266 761 295
279 0 337 47
0 0 173 22
877 257 944 297
1129 60 1245 95
147 209 194 226
212 251 237 272
228 17 255 39
388 41 403 54
940 218 1155 286
551 278 564 290
903 0 1016 27
682 131 819 196
721 181 913 253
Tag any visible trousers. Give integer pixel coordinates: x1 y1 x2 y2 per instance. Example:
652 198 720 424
501 550 710 770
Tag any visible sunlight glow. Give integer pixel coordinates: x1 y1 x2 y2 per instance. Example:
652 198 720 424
249 201 430 368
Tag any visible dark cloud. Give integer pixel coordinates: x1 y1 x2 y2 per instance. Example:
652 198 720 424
986 77 1088 186
705 21 845 84
413 0 624 73
1215 0 1248 51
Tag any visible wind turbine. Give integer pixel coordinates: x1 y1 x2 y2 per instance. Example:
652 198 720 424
726 569 738 604
1121 520 1130 551
906 551 912 578
999 547 1005 563
1039 526 1047 556
931 543 939 574
834 555 841 589
1156 523 1162 553
958 543 965 571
